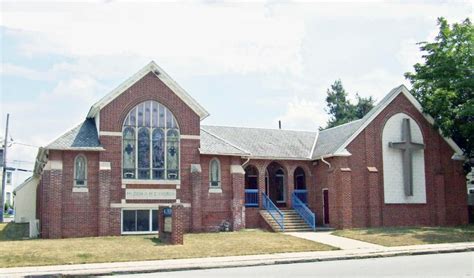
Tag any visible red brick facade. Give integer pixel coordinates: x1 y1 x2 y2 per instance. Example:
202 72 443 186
36 71 467 239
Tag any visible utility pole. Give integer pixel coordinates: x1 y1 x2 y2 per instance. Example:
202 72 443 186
0 114 10 223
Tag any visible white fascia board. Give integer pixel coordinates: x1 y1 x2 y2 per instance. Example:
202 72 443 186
308 130 319 159
312 149 352 161
87 61 210 120
244 156 311 161
333 85 464 157
198 149 250 157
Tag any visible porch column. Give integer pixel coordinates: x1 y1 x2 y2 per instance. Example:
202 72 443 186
231 165 246 230
190 164 202 232
98 162 111 236
258 166 266 209
287 168 295 207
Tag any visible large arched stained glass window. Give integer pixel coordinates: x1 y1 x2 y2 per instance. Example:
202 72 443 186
122 100 180 180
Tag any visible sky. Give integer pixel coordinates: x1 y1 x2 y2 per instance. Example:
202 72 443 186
0 0 472 186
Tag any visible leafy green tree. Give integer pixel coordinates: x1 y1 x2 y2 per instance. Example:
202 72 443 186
405 17 473 161
324 80 375 128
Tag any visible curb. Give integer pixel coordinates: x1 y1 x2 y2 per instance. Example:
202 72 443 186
1 246 473 277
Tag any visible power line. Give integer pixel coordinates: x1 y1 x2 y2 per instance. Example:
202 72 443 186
12 142 40 148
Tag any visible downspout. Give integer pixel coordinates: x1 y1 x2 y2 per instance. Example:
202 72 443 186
241 156 250 168
321 156 332 169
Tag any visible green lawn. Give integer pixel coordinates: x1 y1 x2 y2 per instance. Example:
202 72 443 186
333 226 474 247
0 224 335 268
0 222 29 241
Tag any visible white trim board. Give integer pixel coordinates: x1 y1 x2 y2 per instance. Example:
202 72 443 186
333 85 463 157
87 61 209 120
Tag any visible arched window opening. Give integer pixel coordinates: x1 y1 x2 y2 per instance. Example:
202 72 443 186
244 165 259 189
74 155 87 187
294 167 306 190
122 100 180 180
275 168 285 203
209 158 221 187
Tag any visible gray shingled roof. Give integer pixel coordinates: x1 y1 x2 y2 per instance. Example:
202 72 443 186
200 129 250 156
311 85 404 159
201 125 316 159
311 120 363 159
46 119 103 151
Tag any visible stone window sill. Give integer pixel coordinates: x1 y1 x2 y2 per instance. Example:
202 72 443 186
209 188 222 194
73 187 88 193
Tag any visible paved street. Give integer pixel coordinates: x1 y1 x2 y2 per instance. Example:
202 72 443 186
107 252 474 278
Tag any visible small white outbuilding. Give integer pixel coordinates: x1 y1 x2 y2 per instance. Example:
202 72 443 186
13 176 39 224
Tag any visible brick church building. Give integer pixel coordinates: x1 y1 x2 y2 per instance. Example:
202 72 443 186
31 61 468 238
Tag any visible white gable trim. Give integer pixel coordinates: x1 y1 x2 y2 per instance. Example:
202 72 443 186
308 130 319 159
333 85 463 157
87 61 209 120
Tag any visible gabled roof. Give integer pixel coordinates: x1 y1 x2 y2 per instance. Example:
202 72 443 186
200 129 250 156
201 125 317 160
46 119 104 151
312 85 463 159
86 61 209 120
311 119 363 159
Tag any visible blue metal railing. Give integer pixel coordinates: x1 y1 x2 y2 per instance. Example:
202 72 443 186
292 192 316 230
262 193 285 231
294 189 308 204
245 189 259 207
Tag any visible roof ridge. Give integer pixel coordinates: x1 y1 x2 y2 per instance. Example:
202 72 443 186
202 124 317 134
201 128 251 155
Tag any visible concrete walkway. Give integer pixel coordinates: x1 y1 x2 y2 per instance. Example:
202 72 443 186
1 242 473 277
285 231 385 250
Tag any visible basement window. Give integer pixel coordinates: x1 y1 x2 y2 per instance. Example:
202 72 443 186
121 209 158 234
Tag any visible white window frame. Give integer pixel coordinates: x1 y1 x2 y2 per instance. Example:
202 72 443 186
74 154 87 188
121 208 159 235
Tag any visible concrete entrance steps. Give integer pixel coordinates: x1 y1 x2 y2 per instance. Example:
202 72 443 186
260 209 316 232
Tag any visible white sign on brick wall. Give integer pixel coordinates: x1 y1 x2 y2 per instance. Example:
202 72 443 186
125 189 176 200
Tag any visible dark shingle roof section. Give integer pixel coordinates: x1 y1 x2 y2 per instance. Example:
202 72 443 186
46 119 103 151
201 125 317 159
200 129 250 156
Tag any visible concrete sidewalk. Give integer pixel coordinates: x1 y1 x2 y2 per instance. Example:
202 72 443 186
286 232 384 250
1 242 473 277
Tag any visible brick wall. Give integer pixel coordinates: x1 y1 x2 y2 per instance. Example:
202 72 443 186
344 93 468 228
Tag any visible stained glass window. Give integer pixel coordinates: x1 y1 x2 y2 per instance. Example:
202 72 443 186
166 129 179 180
122 101 180 180
123 127 136 178
137 127 150 179
152 129 165 179
210 158 221 187
74 155 87 187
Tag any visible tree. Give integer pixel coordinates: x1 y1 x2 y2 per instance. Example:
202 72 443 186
324 80 375 128
405 17 473 162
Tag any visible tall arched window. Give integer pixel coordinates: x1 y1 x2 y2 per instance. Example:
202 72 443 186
294 167 306 190
122 100 180 180
209 158 221 187
74 154 87 187
244 165 259 189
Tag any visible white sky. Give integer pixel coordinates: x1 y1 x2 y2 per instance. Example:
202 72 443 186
0 0 472 186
